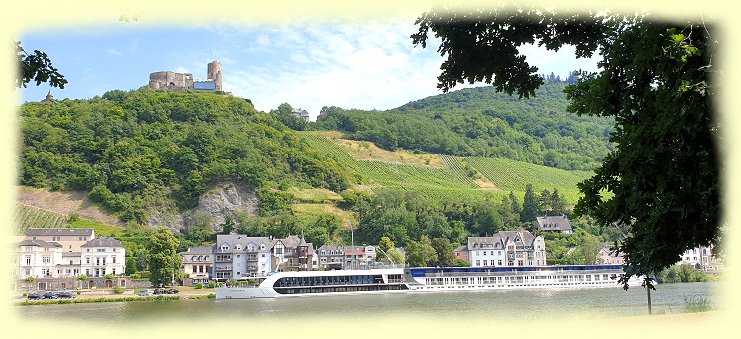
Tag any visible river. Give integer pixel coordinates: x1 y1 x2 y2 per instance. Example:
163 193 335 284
16 282 722 324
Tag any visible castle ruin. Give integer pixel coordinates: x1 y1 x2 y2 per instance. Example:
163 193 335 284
149 61 222 92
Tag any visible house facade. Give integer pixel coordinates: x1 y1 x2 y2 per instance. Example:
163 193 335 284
536 215 573 234
344 245 377 269
679 245 722 272
467 231 546 267
317 244 345 270
271 235 315 272
453 245 469 263
80 237 126 277
213 234 273 280
596 246 624 265
15 239 63 279
180 247 212 284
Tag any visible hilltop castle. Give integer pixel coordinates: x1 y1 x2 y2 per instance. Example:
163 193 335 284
149 61 222 92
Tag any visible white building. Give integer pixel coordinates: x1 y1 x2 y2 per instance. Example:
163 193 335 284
679 245 722 271
80 237 126 277
180 247 212 284
15 239 64 279
213 234 273 280
468 231 546 267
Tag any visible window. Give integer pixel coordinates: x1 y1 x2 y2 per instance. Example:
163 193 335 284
96 258 100 265
86 249 90 252
43 256 51 264
102 257 106 265
97 248 105 252
86 257 90 264
25 256 31 265
69 260 73 265
42 268 50 276
475 260 480 266
497 260 502 266
112 268 116 275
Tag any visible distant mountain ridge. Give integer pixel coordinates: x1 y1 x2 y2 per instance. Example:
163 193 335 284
316 82 615 171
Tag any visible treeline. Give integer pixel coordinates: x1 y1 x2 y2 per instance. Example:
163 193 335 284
314 82 614 171
19 87 350 224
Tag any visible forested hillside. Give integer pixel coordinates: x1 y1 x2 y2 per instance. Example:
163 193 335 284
19 87 350 224
315 81 614 170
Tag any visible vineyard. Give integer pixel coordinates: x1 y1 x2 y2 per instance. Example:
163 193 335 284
14 204 69 233
298 132 593 203
465 157 594 204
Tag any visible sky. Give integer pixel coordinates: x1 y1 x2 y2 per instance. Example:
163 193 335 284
18 20 601 121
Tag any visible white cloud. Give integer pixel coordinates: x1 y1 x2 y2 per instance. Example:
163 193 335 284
106 48 123 56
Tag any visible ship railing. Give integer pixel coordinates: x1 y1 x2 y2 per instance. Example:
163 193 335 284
422 269 619 278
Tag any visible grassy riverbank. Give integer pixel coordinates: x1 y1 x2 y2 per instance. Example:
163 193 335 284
16 293 216 306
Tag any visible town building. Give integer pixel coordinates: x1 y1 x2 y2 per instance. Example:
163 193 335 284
453 244 469 264
467 231 546 267
679 245 722 272
15 239 63 279
292 108 310 122
25 228 95 253
316 244 345 270
213 234 273 280
271 235 315 272
80 237 126 278
344 245 377 269
180 247 212 285
536 215 573 234
148 60 223 92
596 246 624 265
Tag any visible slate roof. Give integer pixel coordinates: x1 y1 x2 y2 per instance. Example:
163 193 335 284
179 247 212 255
536 215 573 232
26 228 94 237
215 234 272 252
17 239 62 248
81 237 123 248
467 230 539 250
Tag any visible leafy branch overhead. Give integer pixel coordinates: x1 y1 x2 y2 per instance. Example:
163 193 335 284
413 7 720 287
16 41 68 89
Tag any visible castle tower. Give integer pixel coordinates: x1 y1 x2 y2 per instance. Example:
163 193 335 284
207 61 223 91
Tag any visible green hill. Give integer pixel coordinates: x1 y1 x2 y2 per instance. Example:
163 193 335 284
315 81 614 171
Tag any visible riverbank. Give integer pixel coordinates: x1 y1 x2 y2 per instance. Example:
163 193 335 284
15 286 215 306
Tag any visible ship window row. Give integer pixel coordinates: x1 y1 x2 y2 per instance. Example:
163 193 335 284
274 275 385 288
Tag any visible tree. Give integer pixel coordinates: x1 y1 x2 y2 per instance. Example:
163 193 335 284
406 235 437 267
520 184 539 222
412 8 719 288
430 237 455 267
147 227 183 287
76 274 87 290
539 189 551 215
16 41 67 89
24 276 36 292
550 188 567 215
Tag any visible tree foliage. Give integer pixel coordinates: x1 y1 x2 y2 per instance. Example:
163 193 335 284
412 7 720 287
147 227 183 286
16 41 67 89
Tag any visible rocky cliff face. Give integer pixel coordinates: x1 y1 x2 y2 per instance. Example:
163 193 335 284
148 181 259 232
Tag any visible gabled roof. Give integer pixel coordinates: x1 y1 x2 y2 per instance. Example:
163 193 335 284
467 230 539 250
179 247 212 255
215 234 271 251
17 239 62 248
81 237 123 248
26 228 94 237
536 215 573 231
317 244 344 251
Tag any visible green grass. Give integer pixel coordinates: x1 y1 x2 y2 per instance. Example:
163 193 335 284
16 295 180 306
684 296 713 313
68 218 124 237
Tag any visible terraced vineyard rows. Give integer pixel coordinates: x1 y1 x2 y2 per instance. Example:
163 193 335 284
465 157 593 204
14 204 69 233
300 132 593 204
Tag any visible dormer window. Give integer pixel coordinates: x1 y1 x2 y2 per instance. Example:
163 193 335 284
235 244 242 251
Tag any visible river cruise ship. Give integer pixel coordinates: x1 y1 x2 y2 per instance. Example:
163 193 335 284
215 265 645 299
215 268 408 299
405 265 645 291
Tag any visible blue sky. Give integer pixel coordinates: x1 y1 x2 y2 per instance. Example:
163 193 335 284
19 20 600 121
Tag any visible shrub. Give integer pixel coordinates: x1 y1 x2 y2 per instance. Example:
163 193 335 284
113 284 125 294
195 282 203 289
207 281 215 288
684 296 713 313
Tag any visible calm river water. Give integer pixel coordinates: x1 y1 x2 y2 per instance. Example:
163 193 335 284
17 282 721 324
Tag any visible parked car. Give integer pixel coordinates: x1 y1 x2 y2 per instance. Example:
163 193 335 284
137 289 154 296
153 288 167 295
42 291 58 299
57 291 76 299
166 288 179 294
27 293 43 300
